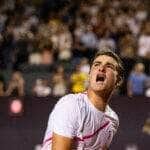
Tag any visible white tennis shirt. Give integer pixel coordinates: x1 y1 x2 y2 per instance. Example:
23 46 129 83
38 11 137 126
42 93 119 150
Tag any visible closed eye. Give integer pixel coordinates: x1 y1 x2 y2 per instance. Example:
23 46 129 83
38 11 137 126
93 62 100 67
106 64 116 70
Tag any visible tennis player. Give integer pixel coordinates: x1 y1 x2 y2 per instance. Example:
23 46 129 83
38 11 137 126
42 49 124 150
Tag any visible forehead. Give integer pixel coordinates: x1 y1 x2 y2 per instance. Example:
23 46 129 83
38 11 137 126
136 63 144 68
93 55 118 65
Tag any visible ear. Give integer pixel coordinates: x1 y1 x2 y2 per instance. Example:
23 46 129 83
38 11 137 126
115 76 122 88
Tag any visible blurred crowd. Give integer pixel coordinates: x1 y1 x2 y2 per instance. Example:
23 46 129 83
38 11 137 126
0 0 150 97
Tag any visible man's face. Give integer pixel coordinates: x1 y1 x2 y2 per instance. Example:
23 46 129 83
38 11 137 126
89 55 118 93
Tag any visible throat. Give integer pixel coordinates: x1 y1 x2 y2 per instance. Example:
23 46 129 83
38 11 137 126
87 89 107 112
93 99 106 112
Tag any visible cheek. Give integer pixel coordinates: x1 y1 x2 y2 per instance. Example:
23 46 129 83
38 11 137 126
89 73 94 83
108 71 117 84
89 69 96 78
89 72 97 85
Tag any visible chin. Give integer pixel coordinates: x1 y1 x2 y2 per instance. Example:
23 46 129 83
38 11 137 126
94 87 106 93
94 84 113 93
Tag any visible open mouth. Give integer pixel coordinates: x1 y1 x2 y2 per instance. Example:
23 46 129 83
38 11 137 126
96 74 106 82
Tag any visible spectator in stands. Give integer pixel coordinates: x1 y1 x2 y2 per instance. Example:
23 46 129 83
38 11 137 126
127 62 148 97
80 24 98 49
142 116 150 135
28 52 42 65
98 30 116 51
5 71 25 96
40 45 54 66
125 144 139 150
0 80 4 96
56 24 72 61
119 34 137 58
52 66 67 97
70 60 89 93
145 77 150 97
0 0 150 96
0 72 4 96
32 78 51 97
79 57 90 74
138 21 150 59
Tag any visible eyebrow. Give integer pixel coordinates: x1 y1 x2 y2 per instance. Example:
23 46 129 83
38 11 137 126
92 61 117 68
92 61 102 64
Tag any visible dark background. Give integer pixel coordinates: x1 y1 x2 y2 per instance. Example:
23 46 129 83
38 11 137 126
0 96 150 150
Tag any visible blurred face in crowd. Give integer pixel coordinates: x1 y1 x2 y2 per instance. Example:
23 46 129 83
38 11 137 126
134 63 145 73
12 72 22 81
88 55 119 95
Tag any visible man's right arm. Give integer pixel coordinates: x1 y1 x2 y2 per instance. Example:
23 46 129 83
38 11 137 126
52 132 73 150
44 95 78 149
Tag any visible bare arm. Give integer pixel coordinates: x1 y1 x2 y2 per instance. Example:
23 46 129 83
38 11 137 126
52 132 109 150
18 80 25 96
5 82 15 96
52 132 73 150
127 80 133 97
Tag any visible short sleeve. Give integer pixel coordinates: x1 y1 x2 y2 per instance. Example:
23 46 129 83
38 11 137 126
105 105 119 134
50 95 79 138
128 74 133 82
105 106 119 148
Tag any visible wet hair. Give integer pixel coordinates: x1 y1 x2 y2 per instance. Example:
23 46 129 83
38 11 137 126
90 49 124 87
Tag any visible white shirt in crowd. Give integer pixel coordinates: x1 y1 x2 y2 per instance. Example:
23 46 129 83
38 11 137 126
138 35 150 57
42 93 119 150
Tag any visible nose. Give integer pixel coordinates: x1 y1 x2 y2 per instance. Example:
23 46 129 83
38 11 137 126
98 65 106 72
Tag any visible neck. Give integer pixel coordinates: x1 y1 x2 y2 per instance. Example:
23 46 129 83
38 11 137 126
87 88 111 112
